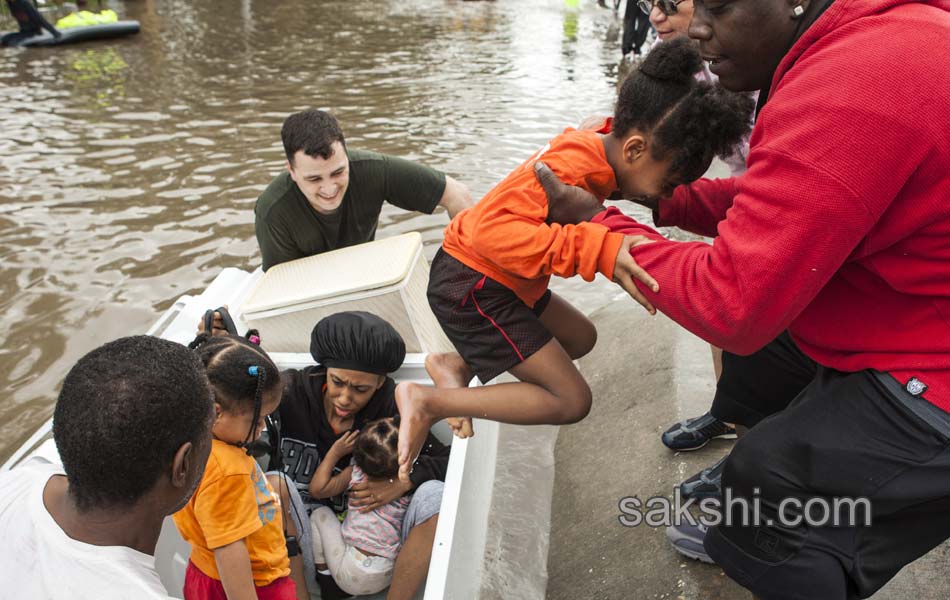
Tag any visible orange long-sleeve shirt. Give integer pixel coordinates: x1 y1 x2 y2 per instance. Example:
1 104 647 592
441 125 624 307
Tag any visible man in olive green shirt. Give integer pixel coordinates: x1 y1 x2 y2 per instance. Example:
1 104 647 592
255 109 472 271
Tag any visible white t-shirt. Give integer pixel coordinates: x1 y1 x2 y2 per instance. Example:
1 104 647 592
0 460 174 599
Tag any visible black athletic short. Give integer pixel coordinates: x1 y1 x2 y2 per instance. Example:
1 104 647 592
703 334 950 599
427 248 553 383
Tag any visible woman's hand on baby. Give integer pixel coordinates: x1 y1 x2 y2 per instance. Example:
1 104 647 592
614 236 659 314
349 477 413 513
328 430 359 460
535 161 605 225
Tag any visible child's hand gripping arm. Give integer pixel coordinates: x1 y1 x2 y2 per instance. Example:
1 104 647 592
214 541 259 600
308 431 358 499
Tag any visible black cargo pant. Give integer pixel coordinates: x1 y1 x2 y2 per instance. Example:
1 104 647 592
706 333 950 599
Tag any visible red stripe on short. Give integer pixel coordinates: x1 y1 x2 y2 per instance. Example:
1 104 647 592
469 276 526 362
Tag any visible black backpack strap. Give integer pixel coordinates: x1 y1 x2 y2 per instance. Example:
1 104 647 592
192 307 261 348
214 306 239 335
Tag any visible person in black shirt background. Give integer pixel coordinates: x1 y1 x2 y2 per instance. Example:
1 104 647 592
622 0 653 57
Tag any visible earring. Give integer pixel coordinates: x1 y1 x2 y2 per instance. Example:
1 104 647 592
792 5 805 17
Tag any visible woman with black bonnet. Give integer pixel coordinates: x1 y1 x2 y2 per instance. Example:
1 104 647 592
273 311 448 600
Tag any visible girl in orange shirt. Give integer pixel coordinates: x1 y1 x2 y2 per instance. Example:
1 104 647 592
395 38 753 479
174 335 303 600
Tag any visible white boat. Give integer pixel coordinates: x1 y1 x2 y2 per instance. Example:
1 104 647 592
0 235 556 599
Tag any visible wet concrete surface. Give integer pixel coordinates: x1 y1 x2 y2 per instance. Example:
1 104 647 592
546 298 950 600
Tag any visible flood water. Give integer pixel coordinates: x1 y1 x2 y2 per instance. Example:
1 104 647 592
0 0 661 462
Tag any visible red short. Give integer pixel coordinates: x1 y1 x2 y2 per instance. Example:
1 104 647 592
184 561 296 600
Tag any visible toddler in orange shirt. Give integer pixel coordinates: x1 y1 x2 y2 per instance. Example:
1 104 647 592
174 335 302 600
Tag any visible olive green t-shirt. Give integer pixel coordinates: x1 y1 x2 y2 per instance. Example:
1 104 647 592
254 149 446 271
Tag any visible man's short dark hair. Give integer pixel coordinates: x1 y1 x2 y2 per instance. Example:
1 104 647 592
53 336 213 512
282 109 346 164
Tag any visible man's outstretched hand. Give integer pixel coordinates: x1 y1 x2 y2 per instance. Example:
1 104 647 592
535 161 604 225
535 160 660 314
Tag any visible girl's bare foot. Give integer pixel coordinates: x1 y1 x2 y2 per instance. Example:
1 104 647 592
426 353 475 438
394 382 437 483
424 352 472 388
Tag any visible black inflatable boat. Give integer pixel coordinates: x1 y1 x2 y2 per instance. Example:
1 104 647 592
2 20 140 46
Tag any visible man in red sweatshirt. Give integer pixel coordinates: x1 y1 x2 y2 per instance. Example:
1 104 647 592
540 0 950 597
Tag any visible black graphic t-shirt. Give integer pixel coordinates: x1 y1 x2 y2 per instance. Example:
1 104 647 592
275 366 450 513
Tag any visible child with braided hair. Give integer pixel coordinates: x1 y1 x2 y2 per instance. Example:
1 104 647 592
173 335 304 600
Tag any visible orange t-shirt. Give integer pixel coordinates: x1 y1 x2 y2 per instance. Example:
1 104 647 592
173 440 290 586
441 123 624 307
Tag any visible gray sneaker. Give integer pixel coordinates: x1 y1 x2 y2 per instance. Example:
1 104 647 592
666 521 715 564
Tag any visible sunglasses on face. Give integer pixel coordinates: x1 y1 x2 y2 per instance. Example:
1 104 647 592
638 0 689 16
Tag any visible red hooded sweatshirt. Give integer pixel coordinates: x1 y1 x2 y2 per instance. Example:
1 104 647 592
595 0 950 410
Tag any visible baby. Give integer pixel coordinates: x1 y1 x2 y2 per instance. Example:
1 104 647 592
308 417 411 597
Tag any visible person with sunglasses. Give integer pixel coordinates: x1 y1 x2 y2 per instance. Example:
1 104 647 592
638 0 691 39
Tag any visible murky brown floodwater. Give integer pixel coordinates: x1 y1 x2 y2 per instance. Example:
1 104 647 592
0 0 665 462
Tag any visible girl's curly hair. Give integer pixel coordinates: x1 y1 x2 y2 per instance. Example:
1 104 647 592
613 36 755 184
